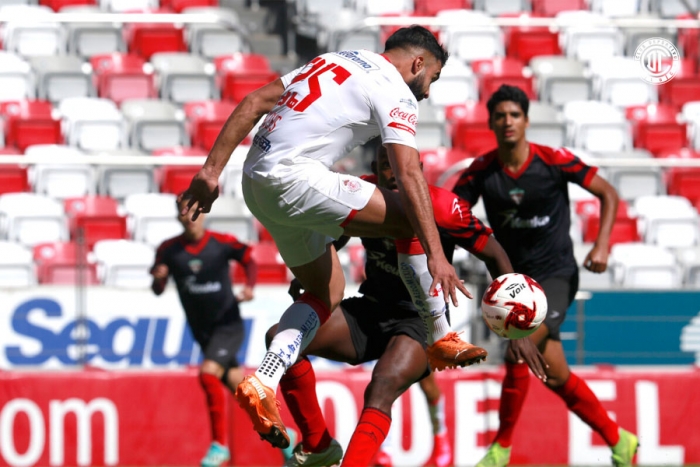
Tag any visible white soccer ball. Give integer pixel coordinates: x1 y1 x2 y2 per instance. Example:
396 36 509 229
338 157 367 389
481 273 548 339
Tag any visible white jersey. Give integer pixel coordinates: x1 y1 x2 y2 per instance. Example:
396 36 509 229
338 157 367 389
243 50 420 179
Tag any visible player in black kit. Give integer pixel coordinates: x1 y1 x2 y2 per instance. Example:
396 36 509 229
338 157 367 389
266 146 547 467
151 196 258 467
452 85 638 467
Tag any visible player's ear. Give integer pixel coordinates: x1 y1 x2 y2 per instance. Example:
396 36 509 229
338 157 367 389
412 55 425 74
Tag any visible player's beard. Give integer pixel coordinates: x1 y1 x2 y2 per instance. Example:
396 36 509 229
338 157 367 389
407 72 426 101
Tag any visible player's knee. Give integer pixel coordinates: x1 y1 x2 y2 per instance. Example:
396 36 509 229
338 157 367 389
364 374 407 408
265 323 279 349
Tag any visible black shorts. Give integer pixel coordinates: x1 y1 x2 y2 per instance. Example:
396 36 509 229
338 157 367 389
192 320 244 370
540 273 578 341
341 295 428 364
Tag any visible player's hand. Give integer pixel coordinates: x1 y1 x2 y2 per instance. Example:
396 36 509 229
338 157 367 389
507 338 548 382
236 286 254 302
288 278 304 301
583 243 609 273
427 256 472 306
178 167 220 221
151 264 169 279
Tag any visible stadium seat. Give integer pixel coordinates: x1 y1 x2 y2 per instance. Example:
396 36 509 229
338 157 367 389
577 199 640 245
169 0 217 13
30 55 95 104
219 144 250 198
91 239 155 288
415 101 448 150
563 101 632 152
414 0 470 16
64 6 125 57
213 52 272 74
151 146 204 194
233 242 290 284
1 5 66 57
33 241 99 284
428 60 477 108
596 149 665 201
658 59 700 109
675 246 700 286
0 51 34 102
531 0 587 16
123 192 182 247
0 148 29 195
357 0 412 15
590 0 641 17
40 0 97 11
64 195 128 247
125 20 187 60
437 10 504 63
101 0 158 12
589 57 657 107
184 7 250 59
0 192 68 246
446 101 496 155
25 144 97 199
681 101 700 151
121 99 188 151
472 0 526 14
666 167 700 207
501 13 562 63
420 147 469 186
0 100 62 151
471 57 536 101
526 101 566 148
573 243 614 289
625 104 687 156
634 195 700 248
530 56 593 106
150 52 217 104
610 242 682 289
0 240 36 287
204 196 255 242
58 97 125 151
217 67 279 104
90 53 156 105
183 100 237 151
557 11 624 62
651 0 700 18
96 148 157 199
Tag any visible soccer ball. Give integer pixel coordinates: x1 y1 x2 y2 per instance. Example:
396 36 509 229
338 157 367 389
481 273 548 339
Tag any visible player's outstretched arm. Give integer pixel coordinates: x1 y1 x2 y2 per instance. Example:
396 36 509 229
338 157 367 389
583 174 619 273
180 78 286 220
385 142 471 305
471 236 514 279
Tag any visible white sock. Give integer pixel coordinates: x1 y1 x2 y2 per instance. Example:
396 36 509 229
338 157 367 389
428 395 447 435
397 251 451 345
254 301 321 389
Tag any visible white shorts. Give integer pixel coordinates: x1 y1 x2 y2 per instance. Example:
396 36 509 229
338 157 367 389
242 161 376 267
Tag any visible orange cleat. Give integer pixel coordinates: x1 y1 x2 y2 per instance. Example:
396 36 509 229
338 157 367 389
235 374 291 449
426 332 488 371
423 432 453 467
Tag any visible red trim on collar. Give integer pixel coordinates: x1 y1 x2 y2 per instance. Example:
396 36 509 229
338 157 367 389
498 143 535 180
182 230 210 255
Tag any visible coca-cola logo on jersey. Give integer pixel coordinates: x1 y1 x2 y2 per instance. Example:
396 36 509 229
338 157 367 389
390 107 417 125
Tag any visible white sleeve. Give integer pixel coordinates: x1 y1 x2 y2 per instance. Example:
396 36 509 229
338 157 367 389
369 82 419 150
280 65 306 88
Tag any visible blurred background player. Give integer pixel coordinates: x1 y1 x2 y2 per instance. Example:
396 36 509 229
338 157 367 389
452 85 638 467
270 146 547 467
151 196 259 467
180 26 486 449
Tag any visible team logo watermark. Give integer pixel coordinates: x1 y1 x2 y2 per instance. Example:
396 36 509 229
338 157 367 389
634 37 680 85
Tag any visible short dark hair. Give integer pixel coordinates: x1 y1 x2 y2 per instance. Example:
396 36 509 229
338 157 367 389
486 85 530 118
384 25 449 67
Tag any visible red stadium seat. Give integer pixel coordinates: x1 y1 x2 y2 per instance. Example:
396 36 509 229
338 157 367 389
218 70 279 104
667 167 700 206
677 14 699 67
183 100 237 151
471 57 536 100
0 147 29 195
575 198 630 219
64 196 128 247
233 242 290 284
658 59 700 109
655 147 700 159
40 0 96 10
0 100 62 151
90 53 156 105
213 53 273 74
625 104 688 156
152 146 207 195
577 199 639 246
501 13 562 63
166 0 217 13
531 0 587 16
125 15 187 60
414 0 471 16
446 102 497 156
33 241 99 285
420 147 470 186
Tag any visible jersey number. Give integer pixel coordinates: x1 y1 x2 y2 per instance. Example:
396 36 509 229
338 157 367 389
279 57 351 112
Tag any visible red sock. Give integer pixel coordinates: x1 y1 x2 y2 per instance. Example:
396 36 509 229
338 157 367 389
199 372 227 445
280 357 333 452
552 372 620 446
341 408 391 467
493 362 530 448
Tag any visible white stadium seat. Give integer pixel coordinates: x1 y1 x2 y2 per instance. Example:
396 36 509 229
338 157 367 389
123 193 182 248
0 240 36 287
91 239 155 288
0 193 68 246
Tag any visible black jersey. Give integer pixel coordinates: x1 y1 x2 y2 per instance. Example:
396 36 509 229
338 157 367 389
153 231 252 328
358 175 493 305
452 143 597 281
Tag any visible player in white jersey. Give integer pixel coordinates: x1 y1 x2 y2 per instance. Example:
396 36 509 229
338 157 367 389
179 26 487 449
